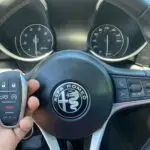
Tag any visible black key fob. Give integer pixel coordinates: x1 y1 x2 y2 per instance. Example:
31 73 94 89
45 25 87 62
0 71 28 128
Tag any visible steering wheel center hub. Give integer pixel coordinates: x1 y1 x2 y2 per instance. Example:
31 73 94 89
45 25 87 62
32 50 114 139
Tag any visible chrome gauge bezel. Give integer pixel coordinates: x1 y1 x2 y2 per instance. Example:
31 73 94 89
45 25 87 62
89 24 125 58
89 24 148 62
90 41 148 62
0 43 54 62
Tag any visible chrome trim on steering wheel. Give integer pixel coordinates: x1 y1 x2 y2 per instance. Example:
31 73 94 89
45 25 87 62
36 123 60 150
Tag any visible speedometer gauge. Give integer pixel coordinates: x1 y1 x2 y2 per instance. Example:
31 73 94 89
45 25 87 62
20 24 54 57
90 24 124 58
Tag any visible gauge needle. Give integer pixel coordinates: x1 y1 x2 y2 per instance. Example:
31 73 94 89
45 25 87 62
33 34 38 56
106 35 109 57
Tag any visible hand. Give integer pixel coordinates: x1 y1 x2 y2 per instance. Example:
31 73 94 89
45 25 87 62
0 79 40 150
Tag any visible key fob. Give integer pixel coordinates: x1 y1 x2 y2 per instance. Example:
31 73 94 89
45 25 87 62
0 71 28 128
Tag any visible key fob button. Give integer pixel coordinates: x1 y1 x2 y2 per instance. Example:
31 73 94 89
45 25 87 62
0 92 9 102
0 80 8 91
9 80 19 91
1 114 19 126
9 93 18 101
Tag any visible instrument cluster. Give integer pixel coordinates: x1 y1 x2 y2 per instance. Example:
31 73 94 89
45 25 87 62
0 0 147 64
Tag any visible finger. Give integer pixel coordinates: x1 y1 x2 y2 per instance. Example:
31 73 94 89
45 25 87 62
28 79 40 96
14 116 33 141
26 96 40 116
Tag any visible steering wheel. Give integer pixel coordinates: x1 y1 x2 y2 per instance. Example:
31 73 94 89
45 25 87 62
25 49 150 150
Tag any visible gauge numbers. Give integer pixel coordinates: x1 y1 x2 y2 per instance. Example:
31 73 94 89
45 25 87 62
20 24 54 57
90 24 125 58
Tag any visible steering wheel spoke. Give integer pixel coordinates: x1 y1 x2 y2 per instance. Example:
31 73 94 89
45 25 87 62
89 120 109 150
37 124 60 150
37 120 109 150
107 64 150 108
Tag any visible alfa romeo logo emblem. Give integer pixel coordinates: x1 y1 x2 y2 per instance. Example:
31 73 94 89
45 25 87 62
52 82 89 119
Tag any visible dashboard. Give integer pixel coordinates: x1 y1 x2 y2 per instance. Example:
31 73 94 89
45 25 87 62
0 0 148 72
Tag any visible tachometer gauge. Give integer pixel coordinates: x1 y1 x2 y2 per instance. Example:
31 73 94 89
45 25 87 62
20 24 54 57
90 24 125 58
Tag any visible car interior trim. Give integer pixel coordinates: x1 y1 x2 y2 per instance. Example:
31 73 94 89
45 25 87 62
90 41 148 62
36 123 60 150
91 0 148 62
0 43 54 62
96 0 104 11
39 0 48 11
